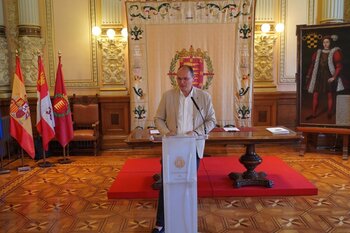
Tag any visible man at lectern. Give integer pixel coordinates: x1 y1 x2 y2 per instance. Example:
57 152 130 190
152 65 216 233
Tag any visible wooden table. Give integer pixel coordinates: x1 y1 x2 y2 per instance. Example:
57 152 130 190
126 126 303 188
297 126 350 160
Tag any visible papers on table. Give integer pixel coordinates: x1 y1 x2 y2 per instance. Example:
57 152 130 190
150 129 160 135
223 127 240 132
149 129 162 142
266 127 289 134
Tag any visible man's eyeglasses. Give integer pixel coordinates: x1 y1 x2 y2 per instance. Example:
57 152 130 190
176 77 192 82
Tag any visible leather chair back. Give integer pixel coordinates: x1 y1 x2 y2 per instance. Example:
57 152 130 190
73 104 99 125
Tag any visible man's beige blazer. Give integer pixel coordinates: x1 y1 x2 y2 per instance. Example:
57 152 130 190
154 87 216 158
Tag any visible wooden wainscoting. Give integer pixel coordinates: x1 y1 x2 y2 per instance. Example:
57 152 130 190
1 92 297 150
99 96 130 149
1 95 131 151
253 92 297 129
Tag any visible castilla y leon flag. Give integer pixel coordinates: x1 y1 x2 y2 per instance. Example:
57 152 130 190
53 55 73 147
10 56 35 158
36 56 55 151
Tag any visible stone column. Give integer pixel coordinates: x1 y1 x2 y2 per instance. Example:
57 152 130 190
99 0 127 95
102 0 122 25
0 0 10 97
321 0 344 23
18 0 43 92
255 0 274 21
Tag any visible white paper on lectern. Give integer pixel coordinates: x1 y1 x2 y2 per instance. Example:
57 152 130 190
162 136 197 233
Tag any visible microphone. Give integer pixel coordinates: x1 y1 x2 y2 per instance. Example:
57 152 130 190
191 96 207 135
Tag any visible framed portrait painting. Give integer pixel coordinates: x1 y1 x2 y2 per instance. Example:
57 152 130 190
296 23 350 127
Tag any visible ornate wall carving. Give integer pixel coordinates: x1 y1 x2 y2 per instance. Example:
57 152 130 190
254 34 276 86
2 1 44 95
0 36 10 92
18 36 44 89
254 0 293 86
345 0 350 21
101 38 127 86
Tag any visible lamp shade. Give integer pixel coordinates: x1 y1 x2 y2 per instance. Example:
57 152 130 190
261 23 271 33
107 29 116 39
121 28 128 38
92 26 101 36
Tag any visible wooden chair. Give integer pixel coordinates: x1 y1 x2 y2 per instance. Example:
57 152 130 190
69 95 100 156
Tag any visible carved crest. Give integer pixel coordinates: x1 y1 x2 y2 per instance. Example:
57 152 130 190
53 94 70 117
168 45 214 90
174 156 185 169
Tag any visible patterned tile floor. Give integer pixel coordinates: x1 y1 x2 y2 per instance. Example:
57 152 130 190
1 144 350 232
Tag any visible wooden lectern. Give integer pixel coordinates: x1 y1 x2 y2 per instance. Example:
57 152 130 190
162 136 198 233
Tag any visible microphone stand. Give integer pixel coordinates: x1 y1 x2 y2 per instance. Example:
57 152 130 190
191 97 207 136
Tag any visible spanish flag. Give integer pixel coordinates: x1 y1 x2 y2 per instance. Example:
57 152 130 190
36 56 55 151
10 56 35 158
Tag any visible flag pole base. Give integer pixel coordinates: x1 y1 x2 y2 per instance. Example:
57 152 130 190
38 161 54 168
17 166 31 172
0 168 11 175
58 158 73 164
58 145 72 164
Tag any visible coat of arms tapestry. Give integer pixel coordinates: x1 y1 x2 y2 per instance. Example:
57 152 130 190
126 0 255 129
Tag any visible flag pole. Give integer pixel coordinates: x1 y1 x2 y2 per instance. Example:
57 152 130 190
58 145 72 164
38 141 53 168
54 51 74 164
11 52 35 171
17 148 31 172
36 53 54 168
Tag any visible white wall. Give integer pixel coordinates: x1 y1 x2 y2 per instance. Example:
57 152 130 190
278 0 309 91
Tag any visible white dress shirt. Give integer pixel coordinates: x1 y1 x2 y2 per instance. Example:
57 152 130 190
177 89 193 135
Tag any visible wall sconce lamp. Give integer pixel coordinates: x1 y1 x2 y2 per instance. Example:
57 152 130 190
121 28 128 39
106 28 116 40
261 23 271 33
92 26 128 46
260 23 284 33
257 23 284 44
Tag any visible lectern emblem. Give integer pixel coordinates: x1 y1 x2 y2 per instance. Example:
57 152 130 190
174 156 185 168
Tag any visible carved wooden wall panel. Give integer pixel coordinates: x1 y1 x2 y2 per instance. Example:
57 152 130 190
253 92 296 129
277 93 297 129
99 96 130 149
253 98 276 126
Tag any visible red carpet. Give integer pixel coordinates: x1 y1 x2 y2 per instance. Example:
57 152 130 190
107 156 318 199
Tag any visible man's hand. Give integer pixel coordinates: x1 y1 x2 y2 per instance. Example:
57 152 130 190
328 77 336 83
186 131 196 136
166 131 176 136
